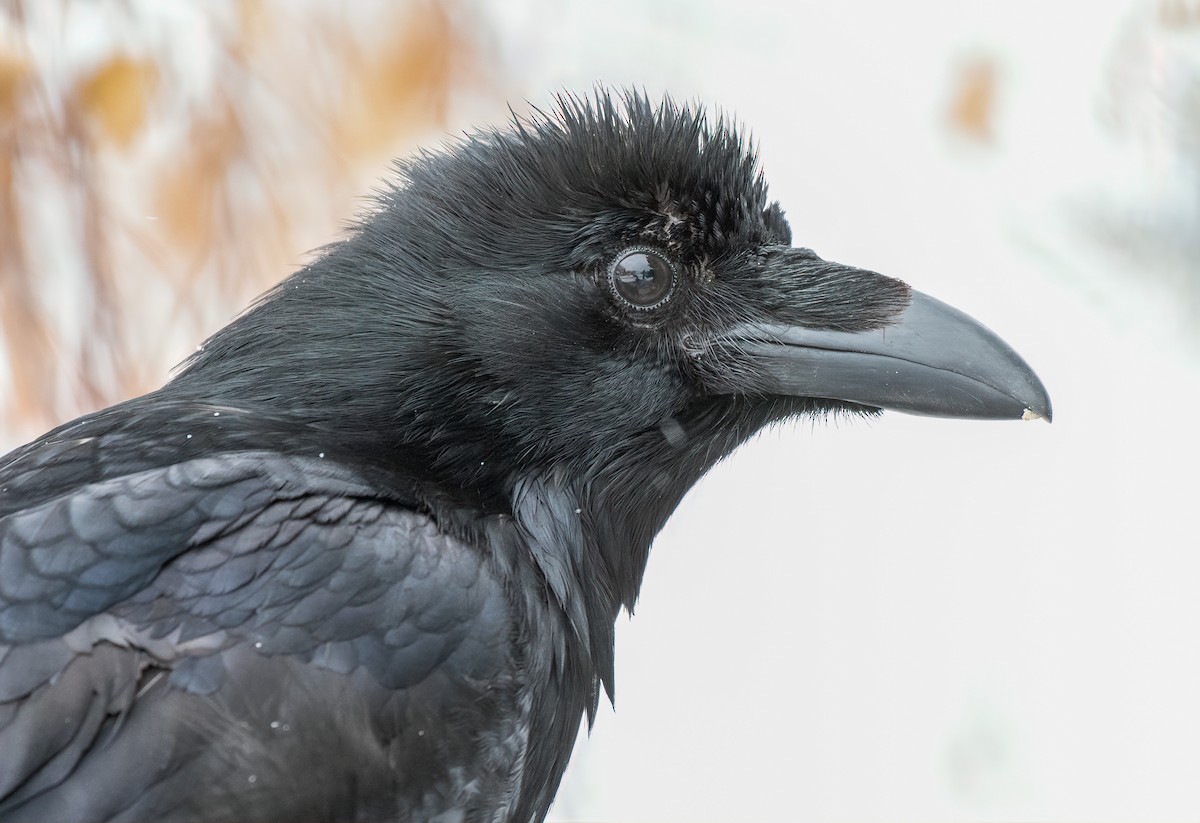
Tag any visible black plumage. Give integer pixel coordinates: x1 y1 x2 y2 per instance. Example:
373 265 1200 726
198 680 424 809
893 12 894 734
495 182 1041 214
0 91 1050 822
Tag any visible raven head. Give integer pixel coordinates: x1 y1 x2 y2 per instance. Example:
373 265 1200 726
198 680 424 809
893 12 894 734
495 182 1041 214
178 89 1049 627
328 93 1048 478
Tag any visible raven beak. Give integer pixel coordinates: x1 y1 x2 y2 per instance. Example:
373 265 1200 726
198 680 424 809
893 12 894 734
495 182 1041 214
712 290 1052 421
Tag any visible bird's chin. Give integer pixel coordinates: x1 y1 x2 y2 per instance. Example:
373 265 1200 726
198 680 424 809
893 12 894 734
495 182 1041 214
703 290 1052 422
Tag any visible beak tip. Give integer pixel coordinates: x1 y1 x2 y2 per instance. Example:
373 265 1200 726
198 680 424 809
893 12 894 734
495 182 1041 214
1018 380 1053 423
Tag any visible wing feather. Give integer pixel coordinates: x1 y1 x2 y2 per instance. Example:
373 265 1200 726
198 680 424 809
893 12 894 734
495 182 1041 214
0 446 521 821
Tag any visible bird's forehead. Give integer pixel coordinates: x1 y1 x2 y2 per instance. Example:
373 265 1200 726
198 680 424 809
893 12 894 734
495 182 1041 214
384 91 789 270
541 116 780 258
643 177 773 247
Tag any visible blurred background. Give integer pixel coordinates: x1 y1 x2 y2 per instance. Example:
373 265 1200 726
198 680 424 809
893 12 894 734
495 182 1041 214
2 0 1199 820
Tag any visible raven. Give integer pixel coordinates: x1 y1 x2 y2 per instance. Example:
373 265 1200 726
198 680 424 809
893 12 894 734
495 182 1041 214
0 91 1050 822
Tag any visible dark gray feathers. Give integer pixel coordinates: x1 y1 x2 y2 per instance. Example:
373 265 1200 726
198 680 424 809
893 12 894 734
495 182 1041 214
1 439 528 821
0 89 895 822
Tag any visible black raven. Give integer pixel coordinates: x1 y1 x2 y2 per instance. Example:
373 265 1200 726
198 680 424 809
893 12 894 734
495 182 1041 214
0 91 1050 822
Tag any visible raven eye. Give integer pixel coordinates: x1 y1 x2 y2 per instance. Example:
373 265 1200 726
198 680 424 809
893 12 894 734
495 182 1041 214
608 249 676 310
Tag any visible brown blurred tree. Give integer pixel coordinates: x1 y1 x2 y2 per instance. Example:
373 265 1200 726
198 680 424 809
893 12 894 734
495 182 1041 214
0 0 507 449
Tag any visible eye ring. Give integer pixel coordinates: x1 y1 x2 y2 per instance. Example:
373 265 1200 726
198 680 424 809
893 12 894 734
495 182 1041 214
607 247 677 312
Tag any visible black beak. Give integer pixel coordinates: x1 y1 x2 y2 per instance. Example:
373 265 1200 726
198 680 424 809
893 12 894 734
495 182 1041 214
709 289 1052 421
